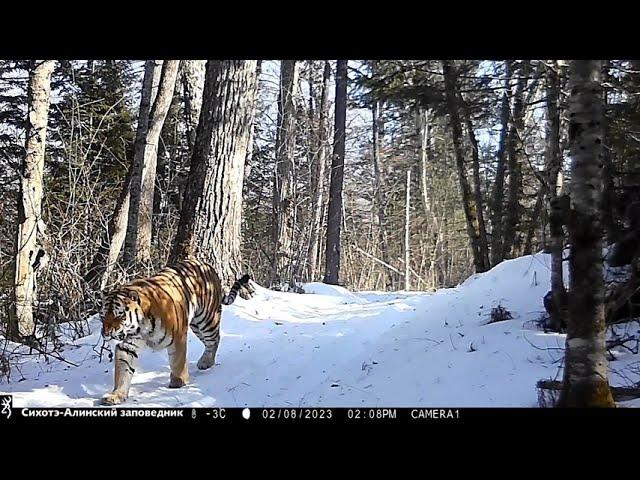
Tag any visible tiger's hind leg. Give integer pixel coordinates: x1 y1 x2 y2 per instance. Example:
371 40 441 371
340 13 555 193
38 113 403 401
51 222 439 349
168 331 189 388
190 306 221 370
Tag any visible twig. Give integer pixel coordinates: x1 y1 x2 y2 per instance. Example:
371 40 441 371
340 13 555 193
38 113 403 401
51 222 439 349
16 341 79 368
352 244 403 275
522 333 565 352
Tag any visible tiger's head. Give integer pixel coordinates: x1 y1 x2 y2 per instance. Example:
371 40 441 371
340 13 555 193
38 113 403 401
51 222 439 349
100 289 144 341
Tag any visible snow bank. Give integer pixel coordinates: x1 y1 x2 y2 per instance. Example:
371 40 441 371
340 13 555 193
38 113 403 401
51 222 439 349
302 282 369 304
2 252 638 407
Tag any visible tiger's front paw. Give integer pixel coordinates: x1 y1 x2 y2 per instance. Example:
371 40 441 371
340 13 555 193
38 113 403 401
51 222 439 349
100 391 127 405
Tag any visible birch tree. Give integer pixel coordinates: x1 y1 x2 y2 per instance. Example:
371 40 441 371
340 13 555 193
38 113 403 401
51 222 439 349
11 60 55 340
559 60 615 407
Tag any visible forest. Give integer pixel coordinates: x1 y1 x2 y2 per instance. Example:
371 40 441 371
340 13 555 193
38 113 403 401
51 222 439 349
2 59 640 408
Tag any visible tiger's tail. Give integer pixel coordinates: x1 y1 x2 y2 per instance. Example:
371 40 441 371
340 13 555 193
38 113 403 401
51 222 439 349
222 274 251 305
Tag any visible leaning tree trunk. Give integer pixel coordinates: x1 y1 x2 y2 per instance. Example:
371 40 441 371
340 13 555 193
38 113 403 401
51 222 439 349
558 60 615 408
490 60 512 266
323 60 348 285
124 60 180 270
272 60 298 289
181 60 206 153
85 60 161 289
442 60 487 274
308 60 330 282
153 87 180 219
171 60 258 289
545 60 567 332
11 60 55 340
85 168 133 290
166 60 207 214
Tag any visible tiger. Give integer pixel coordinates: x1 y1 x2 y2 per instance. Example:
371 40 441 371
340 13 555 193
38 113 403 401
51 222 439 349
98 257 252 405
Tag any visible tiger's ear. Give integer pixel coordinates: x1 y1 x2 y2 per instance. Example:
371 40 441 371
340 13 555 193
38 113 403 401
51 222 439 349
128 290 140 305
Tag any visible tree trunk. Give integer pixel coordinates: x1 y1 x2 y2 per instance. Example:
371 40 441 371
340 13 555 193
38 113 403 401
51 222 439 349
417 108 436 226
404 169 411 290
559 60 615 408
11 60 55 340
323 60 348 285
545 60 567 332
272 60 298 288
460 93 490 270
502 60 529 258
124 60 179 269
171 60 258 289
523 187 545 255
601 60 618 244
442 60 487 274
490 61 512 266
308 60 330 282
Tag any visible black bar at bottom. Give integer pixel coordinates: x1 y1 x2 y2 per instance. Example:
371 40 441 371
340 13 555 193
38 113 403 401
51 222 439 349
1 407 637 424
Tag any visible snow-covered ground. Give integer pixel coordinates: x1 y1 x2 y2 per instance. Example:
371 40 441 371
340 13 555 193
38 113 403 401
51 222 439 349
2 252 639 407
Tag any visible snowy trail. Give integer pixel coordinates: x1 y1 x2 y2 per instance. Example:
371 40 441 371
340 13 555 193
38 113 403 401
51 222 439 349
2 253 639 407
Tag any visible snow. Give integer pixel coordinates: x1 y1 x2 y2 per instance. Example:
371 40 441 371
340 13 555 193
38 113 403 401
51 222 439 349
2 252 639 407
